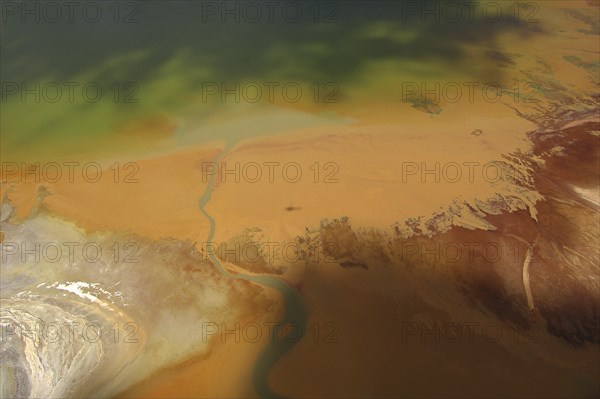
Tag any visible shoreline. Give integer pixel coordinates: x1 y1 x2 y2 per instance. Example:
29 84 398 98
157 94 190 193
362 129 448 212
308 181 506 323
2 108 597 398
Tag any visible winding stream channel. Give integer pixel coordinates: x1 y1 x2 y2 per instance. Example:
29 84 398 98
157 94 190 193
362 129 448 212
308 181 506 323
198 145 307 399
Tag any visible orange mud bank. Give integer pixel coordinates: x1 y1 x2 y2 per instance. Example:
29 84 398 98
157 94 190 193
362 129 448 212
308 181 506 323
266 121 599 398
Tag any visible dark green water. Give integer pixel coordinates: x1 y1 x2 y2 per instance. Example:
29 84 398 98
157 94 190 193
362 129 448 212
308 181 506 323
1 0 535 161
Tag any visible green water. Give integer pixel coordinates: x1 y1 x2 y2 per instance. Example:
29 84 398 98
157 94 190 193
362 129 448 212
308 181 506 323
4 1 590 397
1 0 540 162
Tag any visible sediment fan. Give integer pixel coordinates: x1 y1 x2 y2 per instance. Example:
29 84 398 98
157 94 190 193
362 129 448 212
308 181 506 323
1 296 141 398
0 208 241 398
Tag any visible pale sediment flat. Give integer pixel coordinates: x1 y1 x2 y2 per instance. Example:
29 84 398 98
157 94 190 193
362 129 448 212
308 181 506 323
2 2 599 395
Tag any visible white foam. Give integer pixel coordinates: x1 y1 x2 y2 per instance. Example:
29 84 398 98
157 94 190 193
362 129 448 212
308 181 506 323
573 186 600 207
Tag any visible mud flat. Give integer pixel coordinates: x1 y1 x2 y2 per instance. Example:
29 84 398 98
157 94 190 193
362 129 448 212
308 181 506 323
266 119 599 398
0 206 281 398
2 116 596 398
